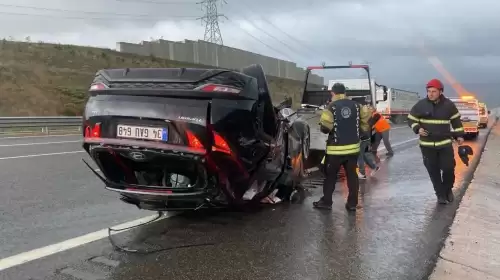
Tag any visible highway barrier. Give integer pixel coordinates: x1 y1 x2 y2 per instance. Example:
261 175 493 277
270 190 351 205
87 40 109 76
0 116 82 135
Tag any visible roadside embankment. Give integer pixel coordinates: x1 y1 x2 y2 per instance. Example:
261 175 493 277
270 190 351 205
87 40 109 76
430 112 500 280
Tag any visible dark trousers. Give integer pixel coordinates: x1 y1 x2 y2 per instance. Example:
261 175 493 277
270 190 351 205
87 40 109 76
321 154 360 207
358 139 377 174
420 145 456 197
372 130 394 154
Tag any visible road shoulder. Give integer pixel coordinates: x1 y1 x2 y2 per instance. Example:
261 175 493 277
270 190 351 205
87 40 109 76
429 118 500 280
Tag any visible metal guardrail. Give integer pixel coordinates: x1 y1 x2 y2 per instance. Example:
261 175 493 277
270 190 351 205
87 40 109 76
0 116 82 135
0 116 82 128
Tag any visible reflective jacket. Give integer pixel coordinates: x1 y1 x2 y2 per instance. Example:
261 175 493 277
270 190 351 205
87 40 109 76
319 94 370 156
407 94 464 148
371 112 390 132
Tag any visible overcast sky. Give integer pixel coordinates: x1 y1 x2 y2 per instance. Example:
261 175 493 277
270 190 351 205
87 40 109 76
2 0 499 105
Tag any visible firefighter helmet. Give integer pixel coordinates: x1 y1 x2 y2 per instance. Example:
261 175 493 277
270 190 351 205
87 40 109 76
426 79 444 90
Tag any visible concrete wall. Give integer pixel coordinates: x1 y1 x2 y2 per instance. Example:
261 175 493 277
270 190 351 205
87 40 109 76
116 39 324 85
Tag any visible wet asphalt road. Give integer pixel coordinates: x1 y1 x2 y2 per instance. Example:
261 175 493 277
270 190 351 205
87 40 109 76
0 124 488 280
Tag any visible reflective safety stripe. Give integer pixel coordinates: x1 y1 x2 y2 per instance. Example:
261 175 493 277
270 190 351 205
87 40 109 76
408 114 451 124
411 123 418 129
450 112 461 120
326 147 360 155
321 156 325 164
408 114 419 121
419 139 452 146
451 127 464 132
419 119 450 124
326 143 360 150
326 143 361 155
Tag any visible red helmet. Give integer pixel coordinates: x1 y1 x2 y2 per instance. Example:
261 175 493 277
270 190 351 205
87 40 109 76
426 79 444 90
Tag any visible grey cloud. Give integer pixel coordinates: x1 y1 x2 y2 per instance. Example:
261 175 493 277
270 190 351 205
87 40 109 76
0 0 499 105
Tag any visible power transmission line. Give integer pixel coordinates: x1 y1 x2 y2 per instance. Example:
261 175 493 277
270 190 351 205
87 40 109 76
0 11 197 21
224 4 312 62
197 0 226 45
235 1 335 63
115 0 197 4
225 18 294 62
0 3 199 19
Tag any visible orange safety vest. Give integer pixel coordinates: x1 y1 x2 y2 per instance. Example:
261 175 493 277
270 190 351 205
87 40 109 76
373 112 390 132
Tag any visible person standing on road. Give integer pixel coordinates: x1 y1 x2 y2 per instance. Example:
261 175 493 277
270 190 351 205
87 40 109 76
371 109 394 159
358 104 380 179
407 78 465 204
314 83 371 211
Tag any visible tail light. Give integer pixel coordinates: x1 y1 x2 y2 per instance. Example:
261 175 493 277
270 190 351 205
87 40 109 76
185 130 232 155
212 132 231 154
84 123 101 138
195 84 240 94
89 82 108 91
185 130 204 151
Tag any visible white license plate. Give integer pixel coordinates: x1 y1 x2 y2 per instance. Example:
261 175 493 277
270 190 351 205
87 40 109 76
116 124 168 141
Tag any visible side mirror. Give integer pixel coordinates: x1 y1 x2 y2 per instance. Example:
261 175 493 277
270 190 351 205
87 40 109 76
488 110 491 114
382 86 388 101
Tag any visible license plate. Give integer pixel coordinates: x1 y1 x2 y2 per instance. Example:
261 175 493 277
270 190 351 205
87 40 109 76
116 124 168 141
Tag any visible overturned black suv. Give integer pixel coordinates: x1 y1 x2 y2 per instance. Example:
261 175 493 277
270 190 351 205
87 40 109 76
81 64 311 212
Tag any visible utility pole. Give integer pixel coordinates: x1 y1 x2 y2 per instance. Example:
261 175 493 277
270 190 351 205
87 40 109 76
197 0 226 45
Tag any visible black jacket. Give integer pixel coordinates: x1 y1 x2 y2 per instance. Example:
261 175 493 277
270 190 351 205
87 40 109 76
407 94 464 148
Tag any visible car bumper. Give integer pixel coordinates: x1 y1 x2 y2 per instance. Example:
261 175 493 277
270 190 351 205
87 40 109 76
462 121 479 133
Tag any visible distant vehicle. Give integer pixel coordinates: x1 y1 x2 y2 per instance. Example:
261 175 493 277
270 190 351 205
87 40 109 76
375 87 420 124
449 96 480 139
478 102 490 128
81 64 311 212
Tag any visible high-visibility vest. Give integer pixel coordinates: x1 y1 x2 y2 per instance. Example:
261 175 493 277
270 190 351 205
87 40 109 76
373 112 390 132
320 98 361 156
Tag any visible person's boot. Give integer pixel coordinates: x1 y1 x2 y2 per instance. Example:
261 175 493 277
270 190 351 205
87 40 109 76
345 203 357 212
313 198 332 210
446 189 454 202
437 195 449 204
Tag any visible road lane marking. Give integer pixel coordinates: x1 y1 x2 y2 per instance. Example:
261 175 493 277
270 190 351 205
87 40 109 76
0 140 80 147
0 213 175 271
305 137 418 173
0 151 84 160
391 126 408 130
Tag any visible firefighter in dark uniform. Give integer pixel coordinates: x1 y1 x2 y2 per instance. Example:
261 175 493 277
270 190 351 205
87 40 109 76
407 78 465 204
313 83 371 211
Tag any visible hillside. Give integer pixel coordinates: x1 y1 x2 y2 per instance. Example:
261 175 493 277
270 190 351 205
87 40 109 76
0 40 308 116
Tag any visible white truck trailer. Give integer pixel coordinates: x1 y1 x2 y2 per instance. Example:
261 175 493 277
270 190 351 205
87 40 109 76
375 88 420 124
